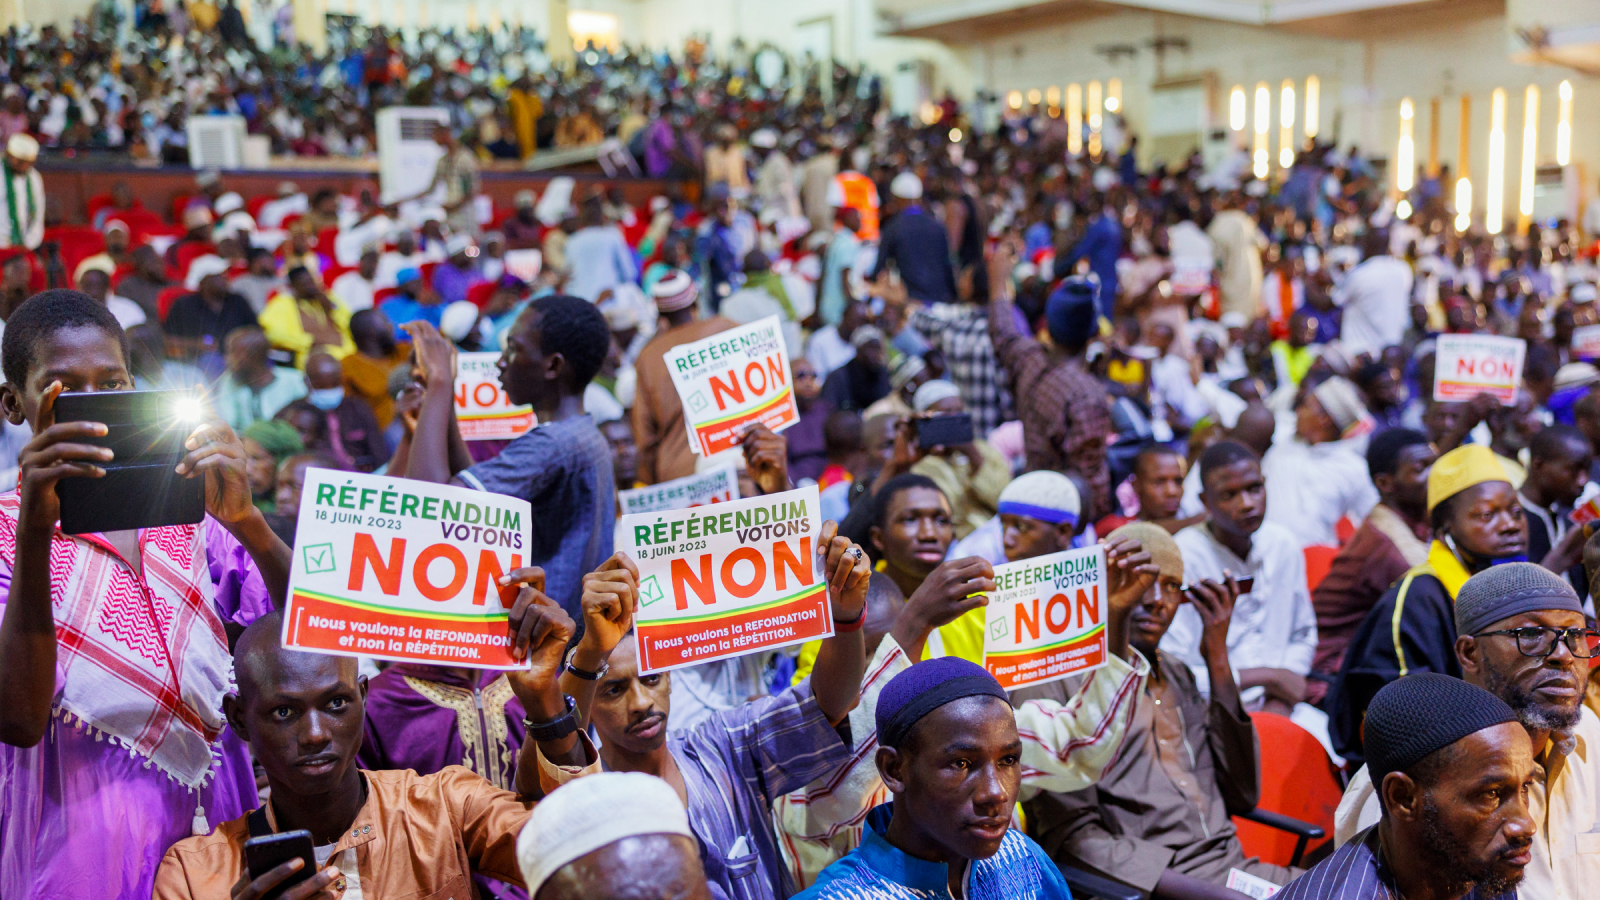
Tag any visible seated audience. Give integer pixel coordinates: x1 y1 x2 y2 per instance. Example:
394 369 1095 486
330 245 381 312
163 262 257 362
239 419 303 512
379 267 446 333
1097 443 1203 535
230 247 283 314
342 307 410 429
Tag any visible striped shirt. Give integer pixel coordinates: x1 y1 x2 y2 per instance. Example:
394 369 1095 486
795 802 1072 899
541 682 851 900
1274 826 1514 900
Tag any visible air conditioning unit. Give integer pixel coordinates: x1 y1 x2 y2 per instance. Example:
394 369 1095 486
186 115 247 169
891 60 934 118
376 107 451 205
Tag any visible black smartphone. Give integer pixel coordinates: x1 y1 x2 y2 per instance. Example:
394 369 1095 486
52 391 207 535
1182 577 1255 601
244 830 318 899
915 413 975 450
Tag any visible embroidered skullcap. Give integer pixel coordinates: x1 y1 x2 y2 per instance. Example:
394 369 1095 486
651 269 698 312
516 772 693 896
850 325 885 349
889 354 926 391
911 379 961 412
876 656 1009 749
1310 376 1371 438
1426 444 1511 514
1108 521 1182 582
1454 562 1585 638
1364 673 1517 787
997 470 1080 528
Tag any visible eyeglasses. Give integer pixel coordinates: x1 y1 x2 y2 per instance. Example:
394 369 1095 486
1473 626 1600 659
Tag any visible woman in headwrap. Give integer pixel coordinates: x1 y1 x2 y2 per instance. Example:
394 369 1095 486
240 419 304 512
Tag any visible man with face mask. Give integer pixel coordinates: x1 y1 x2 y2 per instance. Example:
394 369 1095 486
1277 674 1534 900
302 352 386 472
1330 444 1531 766
1332 562 1600 899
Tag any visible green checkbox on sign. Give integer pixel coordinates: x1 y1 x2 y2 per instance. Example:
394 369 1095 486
989 619 1008 642
640 574 665 607
302 543 336 574
688 391 709 413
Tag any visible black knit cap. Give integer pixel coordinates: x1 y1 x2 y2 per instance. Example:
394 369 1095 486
1364 673 1518 786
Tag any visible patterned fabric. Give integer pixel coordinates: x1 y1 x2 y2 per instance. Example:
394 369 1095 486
794 803 1072 899
0 493 232 789
1274 825 1513 900
988 299 1113 521
908 303 1014 436
538 682 852 900
401 675 517 790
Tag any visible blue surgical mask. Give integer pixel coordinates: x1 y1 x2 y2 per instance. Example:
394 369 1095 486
307 387 344 411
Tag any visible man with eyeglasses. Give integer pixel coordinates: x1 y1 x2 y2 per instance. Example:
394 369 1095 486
1333 562 1600 900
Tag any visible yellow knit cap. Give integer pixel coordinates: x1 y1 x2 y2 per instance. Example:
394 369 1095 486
1107 521 1184 582
1426 444 1512 514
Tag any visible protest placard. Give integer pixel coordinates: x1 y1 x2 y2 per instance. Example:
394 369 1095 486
619 485 829 674
1573 325 1600 362
982 545 1108 690
281 469 533 669
618 464 740 516
1433 334 1526 404
663 315 798 457
455 352 536 440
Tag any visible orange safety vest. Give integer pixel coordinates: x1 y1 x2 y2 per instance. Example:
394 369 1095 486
829 171 881 241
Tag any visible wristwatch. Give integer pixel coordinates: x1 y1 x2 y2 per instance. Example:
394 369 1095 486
564 650 609 681
523 694 579 742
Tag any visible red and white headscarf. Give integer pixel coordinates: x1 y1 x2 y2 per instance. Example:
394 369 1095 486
0 494 232 788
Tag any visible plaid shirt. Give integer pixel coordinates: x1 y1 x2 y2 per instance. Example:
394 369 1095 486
908 303 1014 435
988 299 1113 520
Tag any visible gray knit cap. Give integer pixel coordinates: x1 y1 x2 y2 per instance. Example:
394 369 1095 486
1365 673 1517 786
1454 562 1585 637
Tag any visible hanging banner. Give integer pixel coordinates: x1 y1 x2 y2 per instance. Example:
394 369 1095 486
663 315 798 457
982 545 1108 690
456 351 536 440
281 469 533 669
619 485 828 674
1433 334 1526 404
618 464 740 516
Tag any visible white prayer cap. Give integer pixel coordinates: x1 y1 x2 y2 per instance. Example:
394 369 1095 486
6 133 37 161
912 379 962 412
749 128 779 149
516 772 693 897
445 233 476 257
1571 282 1597 304
439 300 481 342
889 172 923 201
214 192 245 216
184 255 232 290
997 471 1081 527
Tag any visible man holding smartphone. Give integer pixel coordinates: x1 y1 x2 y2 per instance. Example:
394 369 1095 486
0 290 294 900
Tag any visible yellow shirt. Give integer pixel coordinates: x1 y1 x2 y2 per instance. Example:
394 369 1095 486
258 292 355 368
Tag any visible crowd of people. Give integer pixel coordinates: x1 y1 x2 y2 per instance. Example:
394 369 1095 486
1 21 1600 900
0 10 878 168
